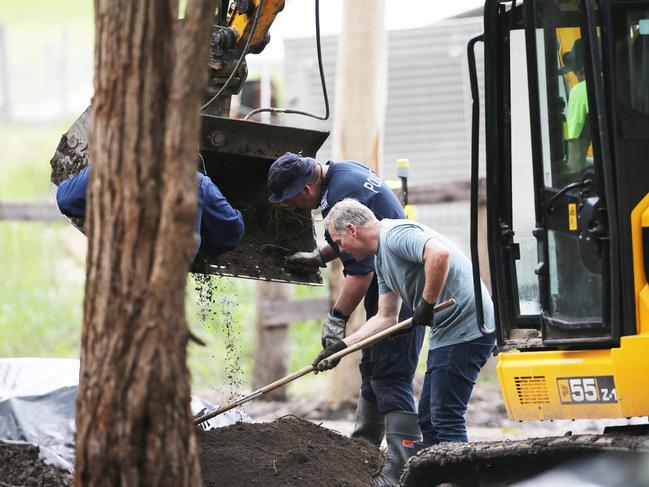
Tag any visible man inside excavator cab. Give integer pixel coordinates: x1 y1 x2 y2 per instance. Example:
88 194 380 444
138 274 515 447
561 38 591 178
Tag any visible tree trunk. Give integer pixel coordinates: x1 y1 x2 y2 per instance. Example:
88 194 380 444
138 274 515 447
326 0 386 409
75 1 218 485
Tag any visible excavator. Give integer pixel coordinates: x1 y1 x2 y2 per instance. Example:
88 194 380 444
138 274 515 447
403 0 649 484
50 0 649 484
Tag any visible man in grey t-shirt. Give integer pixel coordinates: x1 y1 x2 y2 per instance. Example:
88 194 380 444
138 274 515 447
312 199 495 486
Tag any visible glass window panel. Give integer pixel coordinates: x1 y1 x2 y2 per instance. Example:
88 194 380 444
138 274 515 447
613 2 649 138
510 29 540 316
547 230 602 320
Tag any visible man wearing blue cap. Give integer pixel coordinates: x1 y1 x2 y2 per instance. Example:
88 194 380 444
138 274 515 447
57 165 244 259
267 152 425 463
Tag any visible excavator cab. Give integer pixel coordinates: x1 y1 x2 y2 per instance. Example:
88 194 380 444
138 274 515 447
470 0 649 420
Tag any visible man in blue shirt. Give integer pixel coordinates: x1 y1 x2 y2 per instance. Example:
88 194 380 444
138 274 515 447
267 153 425 458
313 198 495 486
56 165 244 259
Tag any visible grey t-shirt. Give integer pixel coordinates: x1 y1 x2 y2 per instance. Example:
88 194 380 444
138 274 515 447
375 219 495 349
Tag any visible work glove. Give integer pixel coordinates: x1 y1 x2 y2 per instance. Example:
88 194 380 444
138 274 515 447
312 339 347 372
413 298 436 327
321 309 348 348
285 249 326 270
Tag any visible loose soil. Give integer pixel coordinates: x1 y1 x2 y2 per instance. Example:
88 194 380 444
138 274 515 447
198 416 381 487
1 417 379 487
0 442 72 487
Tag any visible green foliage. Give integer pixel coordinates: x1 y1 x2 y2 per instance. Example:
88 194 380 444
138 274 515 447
0 222 84 358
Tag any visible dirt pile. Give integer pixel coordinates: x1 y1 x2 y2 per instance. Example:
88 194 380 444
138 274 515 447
0 441 72 487
199 416 381 487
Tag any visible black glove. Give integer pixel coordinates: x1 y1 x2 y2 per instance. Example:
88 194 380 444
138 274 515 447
413 298 435 327
321 308 348 348
312 339 347 372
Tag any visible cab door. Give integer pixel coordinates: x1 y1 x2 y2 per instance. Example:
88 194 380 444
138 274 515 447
526 0 614 346
482 0 618 349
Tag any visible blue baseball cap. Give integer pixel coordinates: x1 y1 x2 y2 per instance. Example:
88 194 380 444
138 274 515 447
267 152 316 203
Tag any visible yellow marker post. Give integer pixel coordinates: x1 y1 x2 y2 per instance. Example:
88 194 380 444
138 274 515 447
395 158 416 218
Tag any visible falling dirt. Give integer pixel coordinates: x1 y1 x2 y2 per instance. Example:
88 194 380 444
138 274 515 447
192 274 244 399
0 441 72 487
198 416 381 487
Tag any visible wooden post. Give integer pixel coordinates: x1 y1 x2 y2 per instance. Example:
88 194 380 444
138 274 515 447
253 281 291 400
325 0 386 409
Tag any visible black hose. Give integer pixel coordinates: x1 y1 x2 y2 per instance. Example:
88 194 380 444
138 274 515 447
244 0 330 121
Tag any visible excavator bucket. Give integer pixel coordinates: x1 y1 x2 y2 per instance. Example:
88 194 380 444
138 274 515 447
195 115 329 284
50 109 329 285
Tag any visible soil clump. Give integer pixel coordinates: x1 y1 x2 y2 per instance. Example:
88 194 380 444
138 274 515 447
199 416 381 487
0 441 72 487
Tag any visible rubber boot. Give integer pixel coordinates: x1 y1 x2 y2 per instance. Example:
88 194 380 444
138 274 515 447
350 396 385 446
374 411 422 487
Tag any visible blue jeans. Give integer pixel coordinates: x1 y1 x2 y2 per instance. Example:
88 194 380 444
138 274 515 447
358 276 425 414
418 334 495 445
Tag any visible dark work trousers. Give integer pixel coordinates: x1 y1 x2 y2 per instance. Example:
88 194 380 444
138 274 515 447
418 333 495 445
359 276 425 414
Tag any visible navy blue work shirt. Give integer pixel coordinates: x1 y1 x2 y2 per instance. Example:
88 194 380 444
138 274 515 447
320 160 406 275
56 165 244 259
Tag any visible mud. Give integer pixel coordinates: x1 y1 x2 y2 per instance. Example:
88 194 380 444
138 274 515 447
198 416 381 487
401 433 649 487
0 418 379 486
0 441 72 487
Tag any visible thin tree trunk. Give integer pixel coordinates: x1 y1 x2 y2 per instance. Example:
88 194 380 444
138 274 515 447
75 1 218 485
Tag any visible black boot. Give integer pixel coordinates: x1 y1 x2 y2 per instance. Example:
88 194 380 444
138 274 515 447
374 411 422 487
350 396 385 446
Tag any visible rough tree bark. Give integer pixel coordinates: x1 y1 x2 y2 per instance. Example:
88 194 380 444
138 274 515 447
74 1 218 485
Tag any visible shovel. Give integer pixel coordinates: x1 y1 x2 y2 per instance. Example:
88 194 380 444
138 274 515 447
194 298 456 427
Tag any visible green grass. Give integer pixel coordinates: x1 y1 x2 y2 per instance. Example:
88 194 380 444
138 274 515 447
0 124 74 200
0 222 84 358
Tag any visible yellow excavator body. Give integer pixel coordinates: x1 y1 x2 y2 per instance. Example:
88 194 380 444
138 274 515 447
498 335 649 420
499 186 649 421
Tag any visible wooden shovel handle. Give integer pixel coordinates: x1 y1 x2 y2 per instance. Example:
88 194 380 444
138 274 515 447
318 298 456 366
195 298 455 425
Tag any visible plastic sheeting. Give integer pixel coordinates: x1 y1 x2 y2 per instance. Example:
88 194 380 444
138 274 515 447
0 358 249 472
